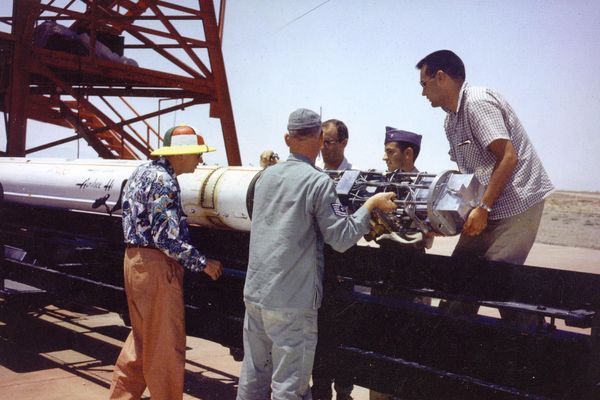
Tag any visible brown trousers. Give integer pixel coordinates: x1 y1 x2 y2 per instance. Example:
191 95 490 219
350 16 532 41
109 247 186 400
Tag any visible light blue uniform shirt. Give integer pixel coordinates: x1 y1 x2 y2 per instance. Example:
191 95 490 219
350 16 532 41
243 153 371 310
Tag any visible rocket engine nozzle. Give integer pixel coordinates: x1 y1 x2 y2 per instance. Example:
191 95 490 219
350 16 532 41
327 169 485 238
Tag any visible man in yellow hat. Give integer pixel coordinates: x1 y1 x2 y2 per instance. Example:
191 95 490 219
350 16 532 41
109 124 223 400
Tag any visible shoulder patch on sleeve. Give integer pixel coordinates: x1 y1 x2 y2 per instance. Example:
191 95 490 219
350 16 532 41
330 201 348 217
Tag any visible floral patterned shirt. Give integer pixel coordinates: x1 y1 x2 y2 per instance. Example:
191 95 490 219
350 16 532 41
122 157 206 272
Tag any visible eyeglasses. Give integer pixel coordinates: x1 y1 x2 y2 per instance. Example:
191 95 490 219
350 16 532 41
323 139 341 146
420 76 435 88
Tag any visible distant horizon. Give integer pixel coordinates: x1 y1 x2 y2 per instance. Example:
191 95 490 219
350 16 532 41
551 189 600 194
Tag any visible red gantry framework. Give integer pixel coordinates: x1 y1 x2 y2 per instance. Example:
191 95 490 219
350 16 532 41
0 0 241 164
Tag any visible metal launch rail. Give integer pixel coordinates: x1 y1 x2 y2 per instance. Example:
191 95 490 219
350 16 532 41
1 162 599 399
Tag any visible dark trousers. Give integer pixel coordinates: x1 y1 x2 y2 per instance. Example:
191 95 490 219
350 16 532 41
311 285 354 400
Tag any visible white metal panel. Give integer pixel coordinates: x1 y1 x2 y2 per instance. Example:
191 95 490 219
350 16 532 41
0 158 262 232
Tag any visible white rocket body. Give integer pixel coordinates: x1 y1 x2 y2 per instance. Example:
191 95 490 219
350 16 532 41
0 158 261 231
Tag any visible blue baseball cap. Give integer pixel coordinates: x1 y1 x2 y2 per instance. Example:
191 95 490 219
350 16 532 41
384 126 422 148
287 108 321 131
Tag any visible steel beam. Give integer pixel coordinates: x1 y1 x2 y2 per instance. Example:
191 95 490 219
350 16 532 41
25 135 80 154
1 1 240 161
31 48 215 93
201 0 241 166
6 0 40 156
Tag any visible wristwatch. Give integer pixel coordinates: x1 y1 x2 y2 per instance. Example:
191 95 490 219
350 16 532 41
478 201 492 213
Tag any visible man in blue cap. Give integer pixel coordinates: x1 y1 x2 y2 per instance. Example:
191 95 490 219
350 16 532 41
236 108 397 400
370 126 431 400
383 126 422 173
380 126 432 249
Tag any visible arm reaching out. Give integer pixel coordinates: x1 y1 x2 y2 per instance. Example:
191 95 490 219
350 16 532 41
202 258 223 280
363 192 397 213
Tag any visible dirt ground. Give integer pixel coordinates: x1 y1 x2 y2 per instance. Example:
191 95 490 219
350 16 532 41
536 190 600 249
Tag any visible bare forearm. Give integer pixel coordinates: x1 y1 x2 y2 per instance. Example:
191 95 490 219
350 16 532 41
483 140 518 207
462 139 517 236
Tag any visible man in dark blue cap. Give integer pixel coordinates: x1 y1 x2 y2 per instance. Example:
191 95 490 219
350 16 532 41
383 126 422 173
236 108 398 400
380 126 433 252
370 126 432 400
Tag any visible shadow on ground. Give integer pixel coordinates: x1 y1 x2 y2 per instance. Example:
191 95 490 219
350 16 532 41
0 302 239 399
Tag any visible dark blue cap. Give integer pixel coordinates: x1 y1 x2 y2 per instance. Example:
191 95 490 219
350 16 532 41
384 126 422 148
287 108 321 131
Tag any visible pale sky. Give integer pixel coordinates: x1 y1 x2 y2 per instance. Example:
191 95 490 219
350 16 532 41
1 1 600 191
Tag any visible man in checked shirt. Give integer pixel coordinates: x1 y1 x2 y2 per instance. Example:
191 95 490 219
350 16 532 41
415 50 554 326
109 124 223 400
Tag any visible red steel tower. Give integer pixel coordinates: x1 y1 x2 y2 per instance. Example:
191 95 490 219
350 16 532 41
0 0 241 165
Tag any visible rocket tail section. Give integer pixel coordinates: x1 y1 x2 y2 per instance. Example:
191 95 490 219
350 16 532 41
0 158 262 231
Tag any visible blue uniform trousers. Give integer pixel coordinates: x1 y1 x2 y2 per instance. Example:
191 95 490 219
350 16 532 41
237 302 318 400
